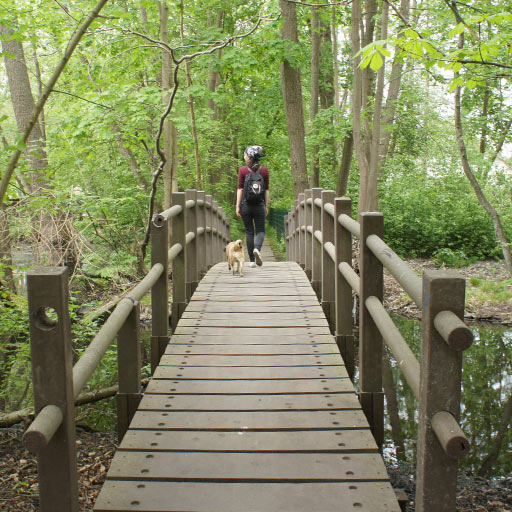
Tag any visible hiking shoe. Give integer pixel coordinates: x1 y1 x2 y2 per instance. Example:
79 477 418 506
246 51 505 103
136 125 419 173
250 262 256 268
253 248 263 266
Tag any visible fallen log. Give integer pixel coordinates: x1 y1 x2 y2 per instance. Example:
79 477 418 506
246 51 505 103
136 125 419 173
0 377 150 428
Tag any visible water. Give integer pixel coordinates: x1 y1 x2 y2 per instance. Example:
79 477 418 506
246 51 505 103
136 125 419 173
383 317 512 478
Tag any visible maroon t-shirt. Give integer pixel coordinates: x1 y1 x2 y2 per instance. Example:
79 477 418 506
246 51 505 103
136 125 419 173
238 166 269 190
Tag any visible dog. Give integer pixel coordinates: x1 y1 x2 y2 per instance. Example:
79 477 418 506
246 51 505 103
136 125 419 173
225 239 245 277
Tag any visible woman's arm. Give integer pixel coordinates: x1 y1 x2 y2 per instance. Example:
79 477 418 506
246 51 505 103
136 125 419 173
265 189 269 217
236 188 243 218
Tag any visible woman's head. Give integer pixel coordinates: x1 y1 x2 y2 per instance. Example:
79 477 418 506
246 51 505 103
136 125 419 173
244 145 263 165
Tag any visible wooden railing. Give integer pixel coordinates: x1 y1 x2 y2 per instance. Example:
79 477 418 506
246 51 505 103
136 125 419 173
285 188 473 512
22 189 229 512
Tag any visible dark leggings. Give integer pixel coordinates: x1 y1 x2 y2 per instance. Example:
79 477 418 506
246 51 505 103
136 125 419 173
241 202 266 262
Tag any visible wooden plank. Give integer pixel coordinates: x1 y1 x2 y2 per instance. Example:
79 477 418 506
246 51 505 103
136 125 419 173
128 409 368 430
145 378 353 394
138 393 361 411
164 344 340 355
152 365 348 380
180 312 327 319
158 354 343 366
104 451 390 481
178 318 329 328
95 481 401 512
173 327 332 335
184 304 324 312
168 334 336 344
118 429 378 452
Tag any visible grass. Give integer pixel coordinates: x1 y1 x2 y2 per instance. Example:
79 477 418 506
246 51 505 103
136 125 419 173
467 277 512 303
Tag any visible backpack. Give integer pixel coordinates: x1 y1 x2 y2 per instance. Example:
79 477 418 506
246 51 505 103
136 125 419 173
243 167 266 205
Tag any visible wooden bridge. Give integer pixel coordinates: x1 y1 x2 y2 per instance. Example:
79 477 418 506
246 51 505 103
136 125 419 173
22 189 474 512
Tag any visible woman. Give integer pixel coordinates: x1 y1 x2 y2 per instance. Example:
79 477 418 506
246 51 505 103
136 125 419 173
236 145 269 267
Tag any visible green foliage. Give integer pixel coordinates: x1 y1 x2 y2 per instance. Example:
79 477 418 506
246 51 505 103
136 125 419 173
433 248 477 268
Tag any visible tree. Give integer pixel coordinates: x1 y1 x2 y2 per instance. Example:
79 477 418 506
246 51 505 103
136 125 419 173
279 0 309 196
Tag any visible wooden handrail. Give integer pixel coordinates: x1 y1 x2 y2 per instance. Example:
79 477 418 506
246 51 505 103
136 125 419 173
285 188 473 512
23 189 230 512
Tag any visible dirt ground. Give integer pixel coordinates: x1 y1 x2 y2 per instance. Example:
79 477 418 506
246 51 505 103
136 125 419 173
384 259 511 326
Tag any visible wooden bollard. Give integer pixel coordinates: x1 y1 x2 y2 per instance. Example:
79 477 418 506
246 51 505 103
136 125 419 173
25 267 78 512
359 212 384 450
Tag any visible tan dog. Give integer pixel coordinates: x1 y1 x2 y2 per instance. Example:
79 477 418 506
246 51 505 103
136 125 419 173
225 239 245 277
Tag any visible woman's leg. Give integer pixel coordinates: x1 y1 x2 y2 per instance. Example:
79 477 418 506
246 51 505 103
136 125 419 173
241 204 255 261
253 203 266 251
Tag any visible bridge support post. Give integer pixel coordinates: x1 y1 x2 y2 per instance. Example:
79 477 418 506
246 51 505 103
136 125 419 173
311 188 323 298
284 213 290 259
197 191 207 279
212 200 219 264
359 212 384 450
185 189 198 299
291 200 298 263
171 192 187 332
26 267 79 512
335 197 355 379
321 190 335 332
151 211 170 372
304 189 313 281
298 192 305 269
205 195 213 269
416 271 466 512
117 301 142 442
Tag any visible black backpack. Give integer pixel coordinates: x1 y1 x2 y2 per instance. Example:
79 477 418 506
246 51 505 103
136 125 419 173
243 167 266 205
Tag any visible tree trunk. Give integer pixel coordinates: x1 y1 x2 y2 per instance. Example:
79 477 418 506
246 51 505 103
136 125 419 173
280 0 309 196
207 11 225 117
0 204 15 292
331 5 340 109
0 24 48 193
351 0 370 213
337 130 353 196
454 86 512 274
159 1 178 209
310 7 321 188
180 0 202 189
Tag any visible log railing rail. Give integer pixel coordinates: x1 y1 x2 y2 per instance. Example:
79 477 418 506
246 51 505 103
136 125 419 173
285 188 473 512
23 190 229 512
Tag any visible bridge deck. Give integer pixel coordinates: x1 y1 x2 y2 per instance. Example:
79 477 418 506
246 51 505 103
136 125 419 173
94 261 400 512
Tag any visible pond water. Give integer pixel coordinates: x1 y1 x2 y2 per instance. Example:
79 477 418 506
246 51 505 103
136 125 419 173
381 317 512 478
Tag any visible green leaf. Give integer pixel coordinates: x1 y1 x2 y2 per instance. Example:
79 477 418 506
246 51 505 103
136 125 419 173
370 51 383 71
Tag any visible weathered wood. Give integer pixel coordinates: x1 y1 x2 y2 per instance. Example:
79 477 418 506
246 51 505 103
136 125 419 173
311 188 323 298
117 302 142 442
119 428 378 452
94 259 400 512
321 190 336 332
171 192 187 331
185 189 198 299
359 212 384 449
416 270 467 512
95 481 400 512
146 378 352 394
26 268 78 512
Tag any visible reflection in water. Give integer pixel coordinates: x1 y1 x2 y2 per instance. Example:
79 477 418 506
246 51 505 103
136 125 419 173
384 317 512 478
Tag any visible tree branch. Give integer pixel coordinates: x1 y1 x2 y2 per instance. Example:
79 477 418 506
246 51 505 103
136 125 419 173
0 0 111 205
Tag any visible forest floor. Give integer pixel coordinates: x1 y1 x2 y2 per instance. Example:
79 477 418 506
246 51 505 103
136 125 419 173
383 259 511 326
0 258 510 511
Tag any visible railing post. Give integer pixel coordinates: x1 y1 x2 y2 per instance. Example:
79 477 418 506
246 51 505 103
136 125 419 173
185 189 198 299
218 205 225 262
117 301 142 442
416 270 466 512
212 200 219 263
321 190 335 332
205 195 213 269
359 212 384 449
151 213 169 372
311 187 323 298
284 213 290 259
171 192 187 331
304 189 313 281
196 190 207 279
298 192 305 269
26 267 78 512
335 198 355 380
291 200 298 263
